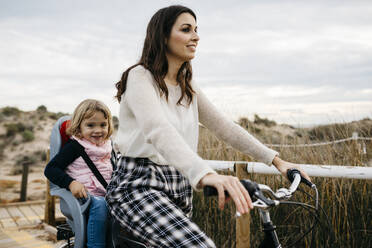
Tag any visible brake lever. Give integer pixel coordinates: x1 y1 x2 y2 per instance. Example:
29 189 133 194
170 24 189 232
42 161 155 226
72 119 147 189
240 180 277 207
252 188 278 207
275 188 293 200
253 198 279 209
236 199 272 217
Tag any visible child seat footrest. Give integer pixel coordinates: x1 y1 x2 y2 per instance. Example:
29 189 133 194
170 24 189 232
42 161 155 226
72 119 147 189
56 223 75 240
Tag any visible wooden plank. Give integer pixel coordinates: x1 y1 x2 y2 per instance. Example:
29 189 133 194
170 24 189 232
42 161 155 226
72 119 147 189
29 205 44 220
0 200 64 227
38 203 45 210
0 208 17 228
0 199 60 208
0 200 45 207
0 228 17 248
6 206 30 226
18 206 41 225
1 227 54 248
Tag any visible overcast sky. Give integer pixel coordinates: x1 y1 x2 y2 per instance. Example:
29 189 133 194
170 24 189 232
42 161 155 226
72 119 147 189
1 0 371 126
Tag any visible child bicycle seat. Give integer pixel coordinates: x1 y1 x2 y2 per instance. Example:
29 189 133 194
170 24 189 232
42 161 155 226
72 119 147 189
49 115 92 248
49 115 146 248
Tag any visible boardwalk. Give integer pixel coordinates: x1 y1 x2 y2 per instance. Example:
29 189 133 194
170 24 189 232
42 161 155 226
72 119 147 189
0 227 54 248
0 200 65 248
0 200 64 228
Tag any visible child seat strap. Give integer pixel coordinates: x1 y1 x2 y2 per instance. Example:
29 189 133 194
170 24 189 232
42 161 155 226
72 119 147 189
70 140 108 189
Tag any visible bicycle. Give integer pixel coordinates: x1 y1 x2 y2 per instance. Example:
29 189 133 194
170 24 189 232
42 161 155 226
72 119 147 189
204 169 324 248
57 169 325 247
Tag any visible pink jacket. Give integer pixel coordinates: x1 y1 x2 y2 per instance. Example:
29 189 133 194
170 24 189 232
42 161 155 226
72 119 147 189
65 137 113 197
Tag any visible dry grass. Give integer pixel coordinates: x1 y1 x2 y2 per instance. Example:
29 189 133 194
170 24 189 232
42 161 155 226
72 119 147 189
192 120 372 247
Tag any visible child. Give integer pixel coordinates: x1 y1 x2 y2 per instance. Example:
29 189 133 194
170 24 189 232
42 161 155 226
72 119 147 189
44 99 114 248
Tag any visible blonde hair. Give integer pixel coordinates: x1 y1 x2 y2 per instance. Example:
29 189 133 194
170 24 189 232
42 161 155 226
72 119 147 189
66 99 113 139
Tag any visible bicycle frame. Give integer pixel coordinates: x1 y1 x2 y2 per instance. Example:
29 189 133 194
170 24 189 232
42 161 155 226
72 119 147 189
258 209 281 248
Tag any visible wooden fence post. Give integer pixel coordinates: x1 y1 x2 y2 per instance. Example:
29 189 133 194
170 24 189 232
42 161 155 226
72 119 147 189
235 162 250 248
351 132 362 165
44 149 55 226
20 162 29 201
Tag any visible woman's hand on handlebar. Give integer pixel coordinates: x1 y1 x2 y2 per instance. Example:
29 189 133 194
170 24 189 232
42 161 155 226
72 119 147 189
272 156 311 182
199 173 253 214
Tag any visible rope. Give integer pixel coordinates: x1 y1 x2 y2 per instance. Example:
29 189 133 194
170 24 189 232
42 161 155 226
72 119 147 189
265 136 372 148
203 136 372 150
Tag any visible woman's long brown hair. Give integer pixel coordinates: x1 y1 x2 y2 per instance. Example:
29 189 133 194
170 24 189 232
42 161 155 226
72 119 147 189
115 5 196 105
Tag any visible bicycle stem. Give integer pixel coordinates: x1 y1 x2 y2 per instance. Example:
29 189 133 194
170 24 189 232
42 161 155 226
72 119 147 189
259 209 282 248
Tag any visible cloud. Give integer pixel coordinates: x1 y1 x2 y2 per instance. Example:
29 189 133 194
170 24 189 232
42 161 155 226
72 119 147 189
200 83 372 125
0 0 371 125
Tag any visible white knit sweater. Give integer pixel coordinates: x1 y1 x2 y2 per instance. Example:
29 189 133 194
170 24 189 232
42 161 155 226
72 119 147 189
116 65 278 190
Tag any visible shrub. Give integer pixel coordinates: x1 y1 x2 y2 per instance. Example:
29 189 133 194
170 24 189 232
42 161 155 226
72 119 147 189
294 130 304 137
5 122 31 137
5 123 19 137
2 107 20 116
16 155 37 166
36 105 47 114
49 112 68 120
22 130 34 142
48 113 58 120
253 114 276 127
238 117 252 129
12 140 20 146
0 143 5 160
10 155 37 175
9 165 23 175
34 150 47 161
16 122 26 132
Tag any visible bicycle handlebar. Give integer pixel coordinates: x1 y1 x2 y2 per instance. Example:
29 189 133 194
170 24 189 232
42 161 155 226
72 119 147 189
204 169 322 246
203 169 310 209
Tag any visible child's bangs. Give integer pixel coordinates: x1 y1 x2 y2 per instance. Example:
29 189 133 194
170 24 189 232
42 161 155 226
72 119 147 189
84 106 108 120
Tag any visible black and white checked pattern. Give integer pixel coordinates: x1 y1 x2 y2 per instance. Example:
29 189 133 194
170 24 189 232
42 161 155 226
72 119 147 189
106 157 216 248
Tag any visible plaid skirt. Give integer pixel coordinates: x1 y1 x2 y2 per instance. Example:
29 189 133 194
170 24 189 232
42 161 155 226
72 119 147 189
106 157 216 248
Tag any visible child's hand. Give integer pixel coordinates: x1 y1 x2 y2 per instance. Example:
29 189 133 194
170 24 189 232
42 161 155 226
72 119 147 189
69 180 87 199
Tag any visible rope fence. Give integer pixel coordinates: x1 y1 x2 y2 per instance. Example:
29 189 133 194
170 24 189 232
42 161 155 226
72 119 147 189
204 133 372 151
264 136 372 148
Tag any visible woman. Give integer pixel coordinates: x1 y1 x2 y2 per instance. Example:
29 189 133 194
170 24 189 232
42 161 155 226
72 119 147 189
106 5 310 248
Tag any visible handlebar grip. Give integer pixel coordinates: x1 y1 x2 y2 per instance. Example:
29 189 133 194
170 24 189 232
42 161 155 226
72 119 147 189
203 186 227 197
204 179 276 207
287 168 314 188
287 168 300 182
240 179 260 197
204 179 258 198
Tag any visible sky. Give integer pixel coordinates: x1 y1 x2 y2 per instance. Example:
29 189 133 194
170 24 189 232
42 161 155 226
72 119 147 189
1 0 372 126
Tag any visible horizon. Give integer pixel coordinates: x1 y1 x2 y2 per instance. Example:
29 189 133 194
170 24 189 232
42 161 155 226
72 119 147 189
1 104 370 129
1 0 372 126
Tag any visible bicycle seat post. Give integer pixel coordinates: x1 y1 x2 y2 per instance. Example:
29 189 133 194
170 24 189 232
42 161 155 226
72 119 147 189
258 209 281 248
